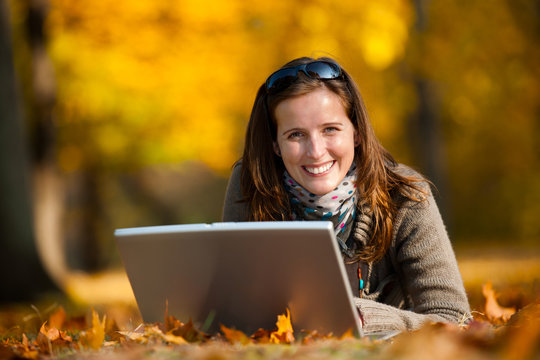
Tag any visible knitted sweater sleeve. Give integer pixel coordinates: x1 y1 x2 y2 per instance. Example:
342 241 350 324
222 163 249 222
355 188 471 334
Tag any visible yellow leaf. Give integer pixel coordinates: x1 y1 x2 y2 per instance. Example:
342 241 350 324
270 309 294 344
220 324 252 345
81 309 106 349
163 332 188 345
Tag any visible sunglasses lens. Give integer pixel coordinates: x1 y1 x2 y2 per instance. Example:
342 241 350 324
266 68 298 91
305 62 341 79
265 61 342 91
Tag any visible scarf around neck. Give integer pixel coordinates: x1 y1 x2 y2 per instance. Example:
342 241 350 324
283 164 358 257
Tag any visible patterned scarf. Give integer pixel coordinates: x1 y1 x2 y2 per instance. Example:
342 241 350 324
283 164 358 257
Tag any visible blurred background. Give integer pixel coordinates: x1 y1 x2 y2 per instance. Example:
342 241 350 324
1 0 539 304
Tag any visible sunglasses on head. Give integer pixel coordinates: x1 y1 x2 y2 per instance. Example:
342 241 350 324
265 60 343 92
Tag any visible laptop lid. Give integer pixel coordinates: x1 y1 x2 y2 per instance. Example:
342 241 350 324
115 221 363 337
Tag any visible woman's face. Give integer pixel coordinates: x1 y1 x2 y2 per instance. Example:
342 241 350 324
274 87 358 196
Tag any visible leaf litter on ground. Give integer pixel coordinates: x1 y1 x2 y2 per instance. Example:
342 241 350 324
0 282 539 359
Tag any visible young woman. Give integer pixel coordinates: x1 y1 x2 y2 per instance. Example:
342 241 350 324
222 56 470 334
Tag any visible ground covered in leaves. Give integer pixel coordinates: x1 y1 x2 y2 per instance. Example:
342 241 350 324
1 281 539 360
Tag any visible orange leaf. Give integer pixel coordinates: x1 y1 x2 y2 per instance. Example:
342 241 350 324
36 322 72 354
48 307 66 330
220 324 252 345
19 334 39 359
339 328 355 340
80 309 106 350
270 309 294 344
482 283 516 323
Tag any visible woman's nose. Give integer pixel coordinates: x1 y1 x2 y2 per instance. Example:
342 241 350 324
306 135 326 159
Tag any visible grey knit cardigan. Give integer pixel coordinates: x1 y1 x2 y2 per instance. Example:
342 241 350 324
222 163 471 335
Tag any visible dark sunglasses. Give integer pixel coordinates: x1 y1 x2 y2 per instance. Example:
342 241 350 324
265 60 343 92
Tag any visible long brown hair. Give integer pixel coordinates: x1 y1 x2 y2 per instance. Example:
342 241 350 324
240 57 425 262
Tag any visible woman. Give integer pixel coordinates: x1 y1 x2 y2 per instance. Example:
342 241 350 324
222 56 470 334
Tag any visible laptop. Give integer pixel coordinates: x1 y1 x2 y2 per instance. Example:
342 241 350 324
115 221 363 337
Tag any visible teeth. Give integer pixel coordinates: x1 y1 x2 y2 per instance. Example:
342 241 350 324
305 162 333 174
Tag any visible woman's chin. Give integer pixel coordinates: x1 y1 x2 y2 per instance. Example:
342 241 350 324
303 182 335 196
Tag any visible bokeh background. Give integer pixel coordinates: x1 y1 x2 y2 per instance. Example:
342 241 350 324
1 0 539 303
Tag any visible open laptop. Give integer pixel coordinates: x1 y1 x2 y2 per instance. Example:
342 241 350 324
115 221 363 337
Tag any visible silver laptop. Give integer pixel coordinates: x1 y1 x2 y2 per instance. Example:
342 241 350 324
115 221 363 337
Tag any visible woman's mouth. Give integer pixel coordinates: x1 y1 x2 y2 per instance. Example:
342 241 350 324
302 161 335 175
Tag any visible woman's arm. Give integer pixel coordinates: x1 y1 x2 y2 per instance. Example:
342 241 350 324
356 187 471 334
222 162 249 222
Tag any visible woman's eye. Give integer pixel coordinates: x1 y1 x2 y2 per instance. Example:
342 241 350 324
324 127 338 133
288 131 303 139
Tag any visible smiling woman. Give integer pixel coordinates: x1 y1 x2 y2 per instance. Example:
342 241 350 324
222 57 471 335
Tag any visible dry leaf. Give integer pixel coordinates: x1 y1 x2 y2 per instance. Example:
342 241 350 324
482 283 516 323
220 324 252 345
270 309 295 344
339 328 355 340
168 318 206 342
80 309 106 349
118 329 146 343
251 328 272 343
48 307 66 330
35 322 73 354
119 324 187 345
15 334 39 359
163 332 188 345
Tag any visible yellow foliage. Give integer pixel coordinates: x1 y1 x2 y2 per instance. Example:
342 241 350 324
43 0 412 172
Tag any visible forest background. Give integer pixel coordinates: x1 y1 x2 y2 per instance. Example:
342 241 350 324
1 0 539 305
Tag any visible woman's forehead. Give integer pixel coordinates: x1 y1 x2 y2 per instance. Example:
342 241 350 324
274 88 352 130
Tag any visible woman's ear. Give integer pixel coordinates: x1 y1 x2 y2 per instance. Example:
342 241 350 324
273 142 281 157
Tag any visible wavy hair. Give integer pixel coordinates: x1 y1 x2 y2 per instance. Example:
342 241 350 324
240 56 426 262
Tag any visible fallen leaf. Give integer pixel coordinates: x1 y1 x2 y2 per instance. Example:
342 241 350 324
270 309 294 344
35 322 73 354
168 318 206 342
80 309 106 350
119 324 187 345
48 307 66 330
251 328 272 343
220 324 252 345
6 334 40 360
118 329 146 343
340 328 355 340
163 332 188 345
482 283 516 323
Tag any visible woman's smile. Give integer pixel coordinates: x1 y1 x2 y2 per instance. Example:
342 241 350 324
302 161 335 175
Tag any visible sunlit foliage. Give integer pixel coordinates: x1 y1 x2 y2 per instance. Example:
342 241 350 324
40 0 412 173
7 0 540 242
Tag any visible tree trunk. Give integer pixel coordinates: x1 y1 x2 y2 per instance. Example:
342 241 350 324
410 0 451 225
0 0 56 302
